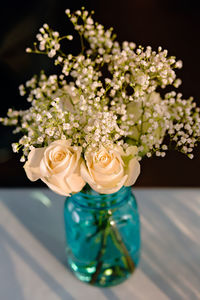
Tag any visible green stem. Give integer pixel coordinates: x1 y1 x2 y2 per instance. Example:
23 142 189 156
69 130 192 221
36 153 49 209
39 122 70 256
89 216 109 284
80 33 85 53
110 222 135 273
89 211 135 285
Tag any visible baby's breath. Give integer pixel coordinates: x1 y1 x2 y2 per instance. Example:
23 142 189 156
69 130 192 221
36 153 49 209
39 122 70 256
1 8 200 161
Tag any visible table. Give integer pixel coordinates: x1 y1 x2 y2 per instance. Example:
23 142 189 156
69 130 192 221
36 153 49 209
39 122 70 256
0 188 200 300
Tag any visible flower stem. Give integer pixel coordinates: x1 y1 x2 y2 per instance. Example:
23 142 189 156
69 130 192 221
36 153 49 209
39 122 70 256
89 212 135 285
110 222 135 273
89 221 109 284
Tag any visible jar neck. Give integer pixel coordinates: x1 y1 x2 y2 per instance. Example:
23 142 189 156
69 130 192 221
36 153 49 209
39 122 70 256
69 185 131 210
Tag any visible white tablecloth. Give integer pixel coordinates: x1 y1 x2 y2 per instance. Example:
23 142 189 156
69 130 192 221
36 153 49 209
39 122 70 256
0 188 200 300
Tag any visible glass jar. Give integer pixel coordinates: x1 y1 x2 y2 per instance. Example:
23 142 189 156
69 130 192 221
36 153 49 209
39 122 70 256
64 185 140 287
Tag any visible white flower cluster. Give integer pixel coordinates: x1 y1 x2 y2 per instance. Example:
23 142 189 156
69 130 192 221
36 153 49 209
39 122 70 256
26 23 73 58
1 7 200 164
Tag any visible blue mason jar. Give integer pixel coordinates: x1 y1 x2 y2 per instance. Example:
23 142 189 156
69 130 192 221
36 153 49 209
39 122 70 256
64 185 140 287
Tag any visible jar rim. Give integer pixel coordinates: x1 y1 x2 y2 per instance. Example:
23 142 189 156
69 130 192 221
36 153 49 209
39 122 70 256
67 185 132 210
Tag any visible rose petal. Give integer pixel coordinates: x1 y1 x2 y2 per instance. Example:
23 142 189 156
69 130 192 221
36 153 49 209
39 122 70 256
52 151 72 174
93 157 121 174
124 158 140 186
84 152 95 180
66 173 85 193
90 175 128 194
24 147 46 181
91 164 124 188
80 161 96 186
40 147 53 176
41 176 72 196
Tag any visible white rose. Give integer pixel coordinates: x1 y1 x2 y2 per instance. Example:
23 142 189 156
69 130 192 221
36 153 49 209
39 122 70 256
24 140 85 196
80 145 140 194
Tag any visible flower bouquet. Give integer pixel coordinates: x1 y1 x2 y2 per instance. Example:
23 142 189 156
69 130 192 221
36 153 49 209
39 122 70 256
1 8 200 287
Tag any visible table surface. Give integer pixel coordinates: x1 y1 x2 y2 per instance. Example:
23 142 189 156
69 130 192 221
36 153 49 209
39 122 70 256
0 188 200 300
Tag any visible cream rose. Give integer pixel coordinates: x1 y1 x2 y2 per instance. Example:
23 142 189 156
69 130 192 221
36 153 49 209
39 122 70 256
80 145 140 194
24 140 85 196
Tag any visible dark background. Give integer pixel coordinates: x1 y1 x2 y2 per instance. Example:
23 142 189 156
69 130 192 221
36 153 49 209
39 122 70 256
0 0 200 187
